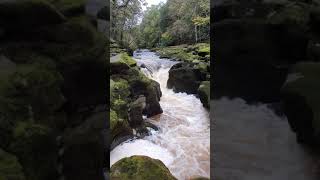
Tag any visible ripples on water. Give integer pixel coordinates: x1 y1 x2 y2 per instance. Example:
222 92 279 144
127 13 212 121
110 50 210 179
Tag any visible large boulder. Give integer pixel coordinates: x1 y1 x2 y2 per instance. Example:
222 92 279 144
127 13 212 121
110 78 133 148
110 156 177 180
128 96 146 127
281 62 320 144
167 62 205 94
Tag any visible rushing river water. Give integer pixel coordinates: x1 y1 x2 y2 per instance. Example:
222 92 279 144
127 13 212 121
110 50 210 179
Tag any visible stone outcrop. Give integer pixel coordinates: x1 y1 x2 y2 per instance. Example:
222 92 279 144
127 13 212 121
110 156 177 180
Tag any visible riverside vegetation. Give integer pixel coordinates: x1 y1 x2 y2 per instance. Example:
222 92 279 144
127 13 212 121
109 0 210 179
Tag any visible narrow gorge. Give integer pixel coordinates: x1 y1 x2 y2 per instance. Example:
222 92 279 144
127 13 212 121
110 50 210 179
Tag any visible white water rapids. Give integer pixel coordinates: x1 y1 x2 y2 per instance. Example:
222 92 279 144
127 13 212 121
110 50 210 179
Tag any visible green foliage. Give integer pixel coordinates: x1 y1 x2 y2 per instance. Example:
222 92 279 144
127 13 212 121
192 16 210 26
160 32 173 46
111 0 210 49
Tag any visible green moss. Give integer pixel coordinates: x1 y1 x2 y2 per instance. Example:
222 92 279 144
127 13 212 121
282 62 320 135
0 149 25 180
110 78 130 117
157 43 210 62
9 121 58 180
110 109 119 130
111 156 177 180
198 81 210 109
120 53 137 67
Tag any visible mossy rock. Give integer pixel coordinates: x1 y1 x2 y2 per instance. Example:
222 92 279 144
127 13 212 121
157 44 209 62
0 63 65 127
197 44 210 57
110 156 177 180
48 0 87 16
110 78 132 142
110 78 130 118
198 81 210 109
9 121 59 180
119 53 137 67
0 148 25 180
282 62 320 142
0 0 66 29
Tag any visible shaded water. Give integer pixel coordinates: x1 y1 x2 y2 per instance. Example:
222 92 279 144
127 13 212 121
110 50 210 179
212 98 320 180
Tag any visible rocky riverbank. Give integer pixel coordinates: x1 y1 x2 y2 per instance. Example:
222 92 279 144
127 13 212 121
0 0 108 179
154 44 211 109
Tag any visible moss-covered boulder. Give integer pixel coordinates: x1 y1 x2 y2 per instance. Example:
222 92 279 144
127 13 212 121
8 121 58 180
198 81 210 109
110 78 133 145
111 57 162 117
282 62 320 144
110 156 177 180
196 43 210 57
0 0 66 29
0 148 25 180
119 53 137 67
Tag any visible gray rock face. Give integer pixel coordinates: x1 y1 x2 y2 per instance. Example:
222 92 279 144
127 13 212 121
128 96 146 127
167 62 204 94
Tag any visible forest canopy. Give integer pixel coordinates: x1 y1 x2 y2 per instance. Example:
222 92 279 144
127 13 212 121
111 0 210 50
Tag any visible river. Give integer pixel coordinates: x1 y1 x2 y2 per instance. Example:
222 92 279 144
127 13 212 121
110 50 210 179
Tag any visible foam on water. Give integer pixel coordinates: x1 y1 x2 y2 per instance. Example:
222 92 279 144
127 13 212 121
110 50 210 179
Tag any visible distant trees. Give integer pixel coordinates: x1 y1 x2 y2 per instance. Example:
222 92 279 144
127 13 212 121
138 0 210 48
110 0 210 50
110 0 145 50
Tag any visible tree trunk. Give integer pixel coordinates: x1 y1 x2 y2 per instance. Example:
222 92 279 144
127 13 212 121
195 25 198 43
